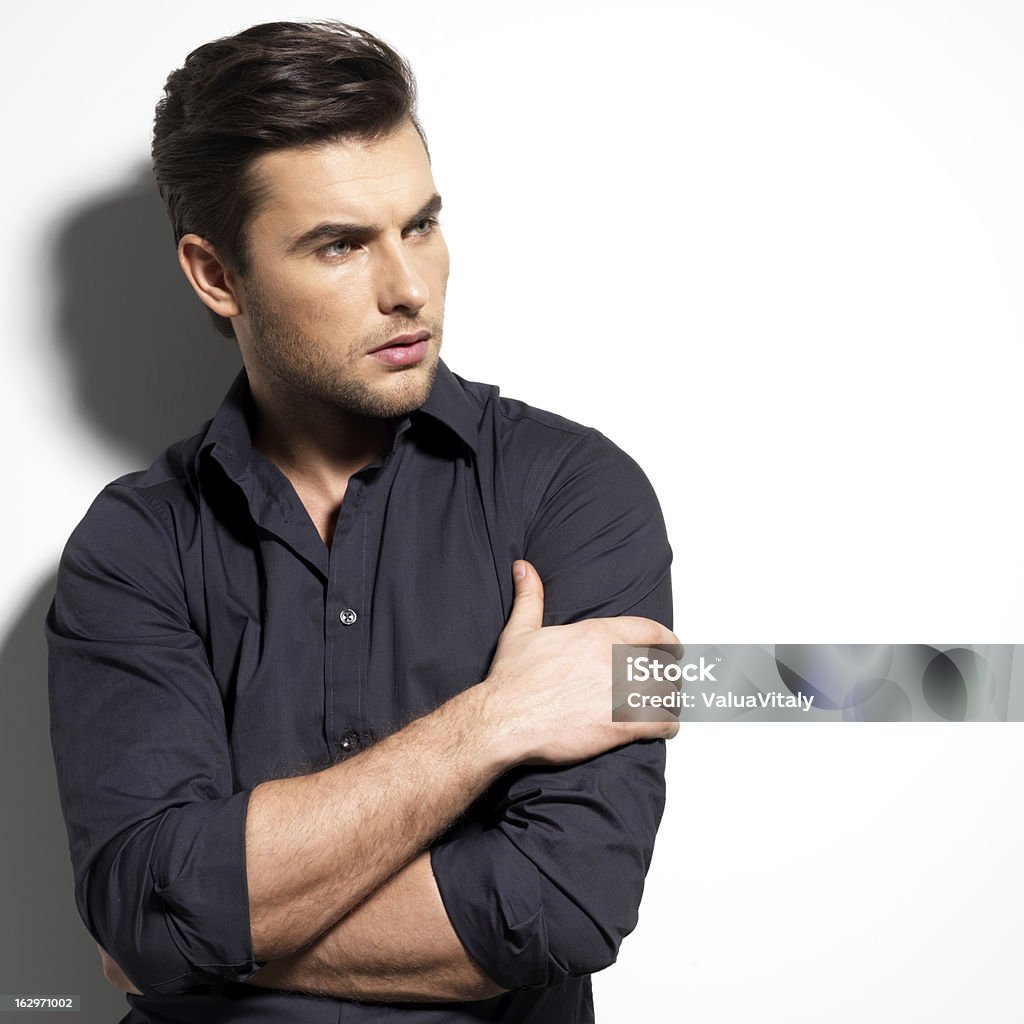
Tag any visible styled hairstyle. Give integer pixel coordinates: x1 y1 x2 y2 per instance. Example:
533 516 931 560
152 20 423 337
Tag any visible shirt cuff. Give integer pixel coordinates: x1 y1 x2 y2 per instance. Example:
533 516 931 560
430 827 549 990
95 789 262 994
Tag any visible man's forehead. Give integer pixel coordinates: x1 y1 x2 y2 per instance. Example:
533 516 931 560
249 124 434 227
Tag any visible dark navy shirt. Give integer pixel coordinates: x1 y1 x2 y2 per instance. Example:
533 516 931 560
46 360 673 1023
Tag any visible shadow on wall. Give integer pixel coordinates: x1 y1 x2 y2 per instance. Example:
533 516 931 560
0 169 241 1021
0 577 129 1023
53 165 242 462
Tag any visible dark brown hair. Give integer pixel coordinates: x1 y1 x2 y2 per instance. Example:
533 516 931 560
152 20 423 337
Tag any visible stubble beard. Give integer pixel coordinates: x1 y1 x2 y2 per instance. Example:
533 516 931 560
245 285 443 420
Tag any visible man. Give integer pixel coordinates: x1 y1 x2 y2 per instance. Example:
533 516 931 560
47 20 678 1023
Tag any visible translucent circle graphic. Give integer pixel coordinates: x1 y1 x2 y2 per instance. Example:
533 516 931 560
775 645 894 711
841 678 912 721
922 647 994 721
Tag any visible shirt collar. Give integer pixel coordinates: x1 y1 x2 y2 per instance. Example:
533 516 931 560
414 358 481 454
198 357 480 480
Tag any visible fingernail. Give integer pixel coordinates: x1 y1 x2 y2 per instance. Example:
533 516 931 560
513 560 526 581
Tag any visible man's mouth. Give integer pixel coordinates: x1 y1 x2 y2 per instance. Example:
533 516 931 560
367 331 431 367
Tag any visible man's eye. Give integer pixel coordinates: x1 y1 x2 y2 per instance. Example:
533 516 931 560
409 217 438 236
322 239 354 257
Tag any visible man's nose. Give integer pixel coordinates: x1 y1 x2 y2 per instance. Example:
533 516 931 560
376 240 428 316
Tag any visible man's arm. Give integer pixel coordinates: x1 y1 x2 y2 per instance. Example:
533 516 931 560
245 853 499 1002
244 561 675 963
50 485 677 996
101 854 492 1002
102 558 629 1004
425 429 675 990
239 432 675 999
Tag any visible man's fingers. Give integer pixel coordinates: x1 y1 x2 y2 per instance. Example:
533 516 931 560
613 616 681 648
505 559 545 634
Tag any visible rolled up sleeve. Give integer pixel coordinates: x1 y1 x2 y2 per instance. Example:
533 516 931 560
431 430 673 989
46 484 261 995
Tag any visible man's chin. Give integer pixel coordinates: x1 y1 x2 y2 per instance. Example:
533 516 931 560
340 358 439 419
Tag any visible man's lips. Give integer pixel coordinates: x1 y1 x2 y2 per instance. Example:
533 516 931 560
368 330 431 354
367 331 431 367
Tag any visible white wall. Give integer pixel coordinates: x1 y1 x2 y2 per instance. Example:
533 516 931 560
3 2 1022 1020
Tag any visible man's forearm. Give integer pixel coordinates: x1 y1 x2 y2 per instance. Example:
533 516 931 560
245 852 504 1003
100 853 501 1001
246 685 514 960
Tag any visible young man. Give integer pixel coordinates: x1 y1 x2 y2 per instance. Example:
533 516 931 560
47 21 678 1023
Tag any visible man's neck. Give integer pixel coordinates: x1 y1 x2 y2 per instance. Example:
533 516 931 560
247 374 396 545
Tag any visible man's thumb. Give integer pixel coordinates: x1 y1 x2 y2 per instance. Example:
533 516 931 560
506 559 544 633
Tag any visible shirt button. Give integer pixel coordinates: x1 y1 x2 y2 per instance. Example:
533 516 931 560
339 608 358 626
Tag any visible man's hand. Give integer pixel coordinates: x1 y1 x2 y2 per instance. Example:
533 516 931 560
97 944 141 996
479 559 680 766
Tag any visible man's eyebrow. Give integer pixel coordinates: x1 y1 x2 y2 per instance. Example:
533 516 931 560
285 220 373 255
285 193 443 255
403 193 443 230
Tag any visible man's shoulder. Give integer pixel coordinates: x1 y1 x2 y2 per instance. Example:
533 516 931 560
451 373 672 626
453 370 651 506
66 423 213 560
454 370 594 445
51 425 220 644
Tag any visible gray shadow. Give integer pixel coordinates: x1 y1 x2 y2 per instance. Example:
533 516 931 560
0 577 129 1023
52 165 241 463
0 167 241 1021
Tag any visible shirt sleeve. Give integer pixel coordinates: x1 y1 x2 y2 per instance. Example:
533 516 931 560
430 429 673 989
46 483 263 996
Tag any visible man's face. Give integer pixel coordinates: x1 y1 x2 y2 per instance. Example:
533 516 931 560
233 121 449 419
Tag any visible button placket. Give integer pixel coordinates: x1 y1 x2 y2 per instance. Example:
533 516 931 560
326 477 373 758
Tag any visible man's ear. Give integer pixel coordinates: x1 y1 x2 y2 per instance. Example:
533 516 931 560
177 234 243 320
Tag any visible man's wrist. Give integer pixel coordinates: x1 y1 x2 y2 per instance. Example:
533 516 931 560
442 677 524 777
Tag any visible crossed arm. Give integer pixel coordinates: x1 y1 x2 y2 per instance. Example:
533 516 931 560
101 853 490 1002
64 430 675 1003
246 853 498 1001
94 560 675 1002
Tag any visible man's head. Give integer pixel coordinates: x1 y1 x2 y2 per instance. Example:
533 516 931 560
153 21 447 419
